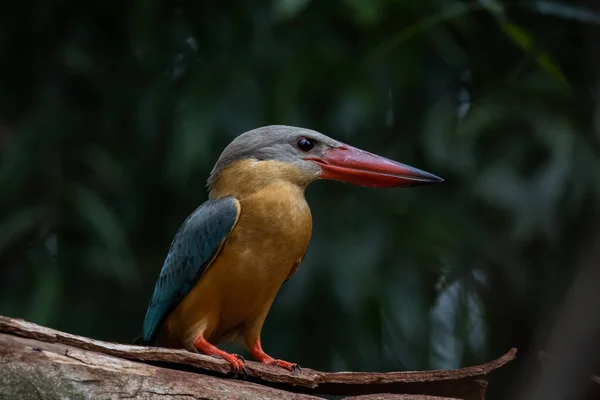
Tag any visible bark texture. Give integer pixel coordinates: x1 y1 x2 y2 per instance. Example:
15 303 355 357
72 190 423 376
0 316 516 400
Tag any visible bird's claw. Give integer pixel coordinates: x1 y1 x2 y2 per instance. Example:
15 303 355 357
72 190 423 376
250 341 301 375
224 353 247 379
273 359 302 375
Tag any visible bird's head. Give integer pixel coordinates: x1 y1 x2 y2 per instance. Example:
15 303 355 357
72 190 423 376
207 125 443 196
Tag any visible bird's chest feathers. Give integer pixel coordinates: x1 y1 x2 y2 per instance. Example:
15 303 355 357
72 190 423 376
230 183 312 279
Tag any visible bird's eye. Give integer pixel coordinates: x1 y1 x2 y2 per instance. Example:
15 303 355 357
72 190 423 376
297 137 315 152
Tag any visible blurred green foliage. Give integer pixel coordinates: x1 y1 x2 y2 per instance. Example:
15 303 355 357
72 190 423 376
1 0 600 398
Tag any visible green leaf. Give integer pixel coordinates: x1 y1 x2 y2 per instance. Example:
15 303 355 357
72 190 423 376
370 2 483 59
341 0 386 26
83 144 128 188
273 0 311 21
71 185 137 283
501 22 570 90
478 0 505 17
502 23 533 50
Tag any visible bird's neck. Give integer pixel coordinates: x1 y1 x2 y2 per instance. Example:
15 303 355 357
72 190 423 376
208 159 312 200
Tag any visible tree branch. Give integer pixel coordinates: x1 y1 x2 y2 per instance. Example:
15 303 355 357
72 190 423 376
0 315 516 399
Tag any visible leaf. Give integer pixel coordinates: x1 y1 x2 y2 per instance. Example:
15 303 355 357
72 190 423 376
502 23 533 50
430 274 487 370
370 2 484 59
83 144 128 188
501 22 570 90
273 0 311 21
341 0 386 26
71 185 137 283
527 1 600 24
478 0 505 17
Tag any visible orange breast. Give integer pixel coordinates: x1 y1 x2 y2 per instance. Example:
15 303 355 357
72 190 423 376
161 178 312 350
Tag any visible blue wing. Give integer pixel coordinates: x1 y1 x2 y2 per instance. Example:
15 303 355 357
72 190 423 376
140 196 240 344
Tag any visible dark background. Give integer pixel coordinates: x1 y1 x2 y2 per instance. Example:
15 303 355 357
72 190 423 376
1 1 600 399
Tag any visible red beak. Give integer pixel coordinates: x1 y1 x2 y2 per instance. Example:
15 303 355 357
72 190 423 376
307 144 443 188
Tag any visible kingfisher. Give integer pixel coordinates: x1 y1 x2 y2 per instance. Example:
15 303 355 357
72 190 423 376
136 125 443 374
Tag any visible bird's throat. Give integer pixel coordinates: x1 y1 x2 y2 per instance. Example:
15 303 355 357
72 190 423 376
209 159 314 200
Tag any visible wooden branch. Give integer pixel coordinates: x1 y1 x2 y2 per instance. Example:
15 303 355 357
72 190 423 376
1 333 321 400
0 315 516 400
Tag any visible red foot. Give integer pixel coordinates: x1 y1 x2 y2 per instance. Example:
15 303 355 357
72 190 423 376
250 339 301 374
193 336 246 376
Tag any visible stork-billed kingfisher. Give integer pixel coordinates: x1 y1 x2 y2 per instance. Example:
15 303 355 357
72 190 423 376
136 125 442 374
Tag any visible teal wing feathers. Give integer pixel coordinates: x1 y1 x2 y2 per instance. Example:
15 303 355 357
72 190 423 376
140 196 240 344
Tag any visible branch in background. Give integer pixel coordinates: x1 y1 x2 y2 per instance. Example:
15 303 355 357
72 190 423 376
0 315 516 400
